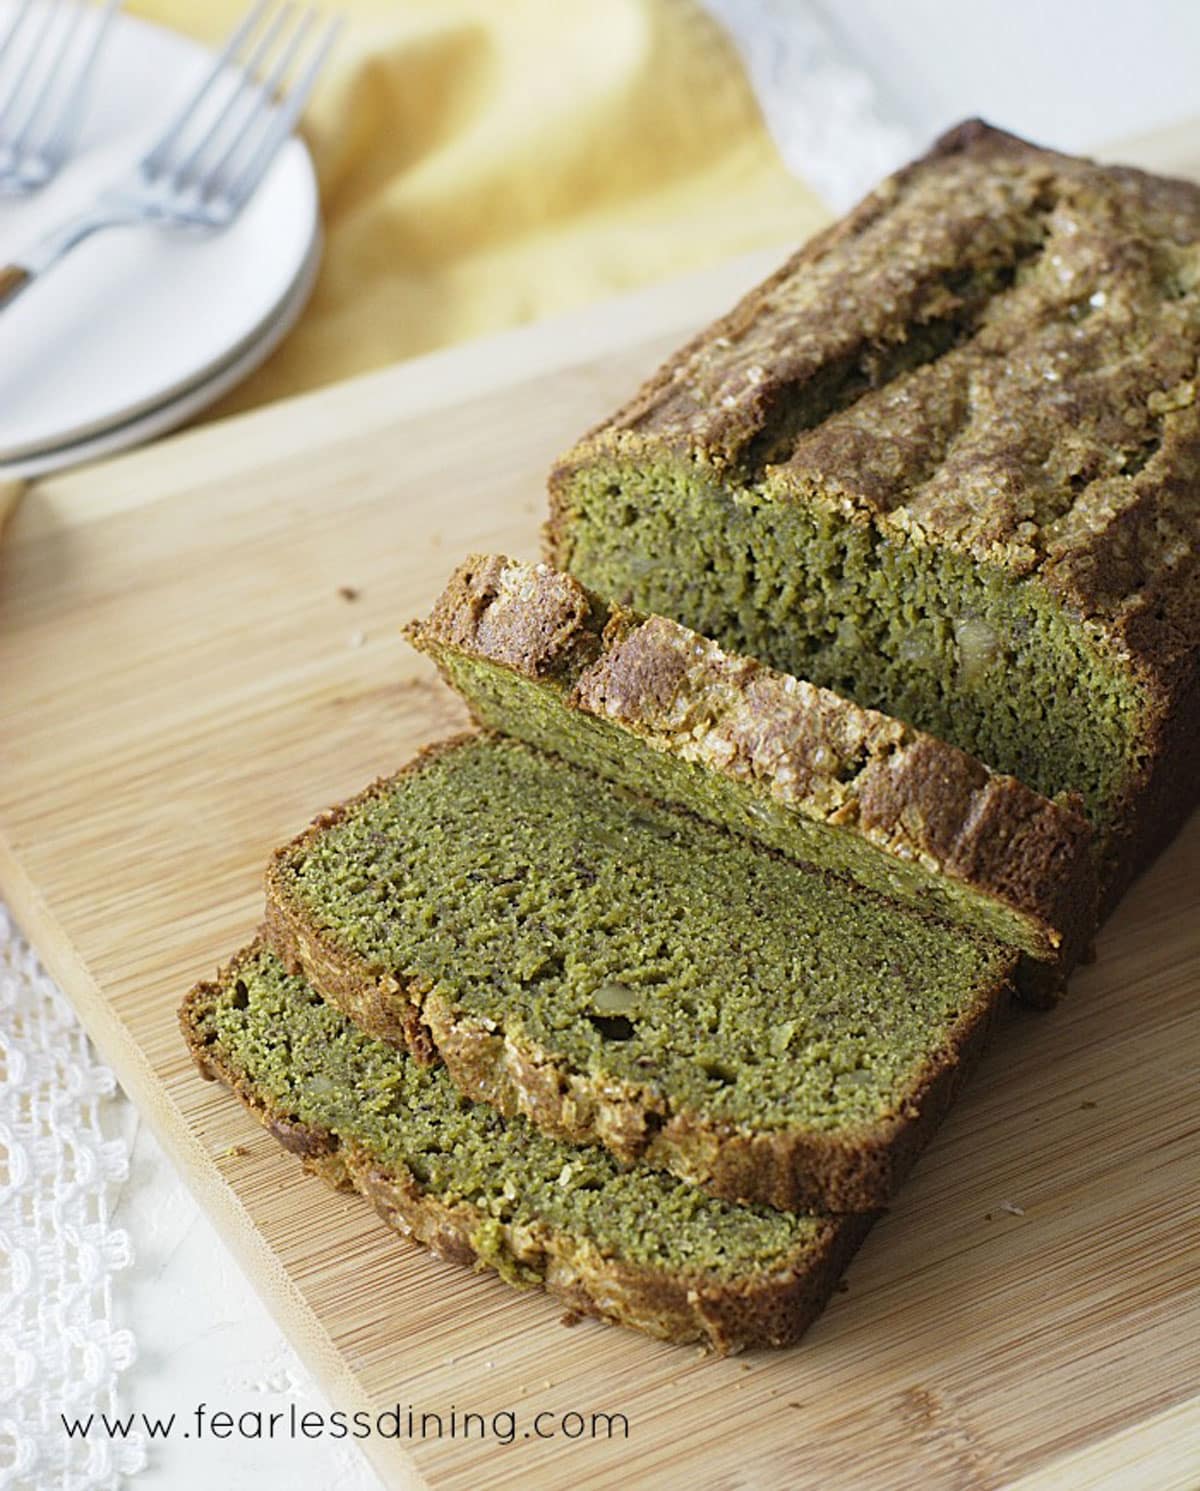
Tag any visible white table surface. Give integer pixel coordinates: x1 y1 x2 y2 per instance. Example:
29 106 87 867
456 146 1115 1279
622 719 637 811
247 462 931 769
828 0 1200 154
55 4 1200 1489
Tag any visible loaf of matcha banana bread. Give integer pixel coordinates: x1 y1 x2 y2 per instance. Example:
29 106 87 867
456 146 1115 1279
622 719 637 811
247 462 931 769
407 553 1096 995
547 120 1200 907
263 733 1014 1213
182 944 872 1351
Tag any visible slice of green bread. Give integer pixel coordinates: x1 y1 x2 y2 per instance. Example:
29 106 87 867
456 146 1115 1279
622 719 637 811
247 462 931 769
546 122 1200 911
263 732 1014 1212
406 553 1096 997
182 943 872 1352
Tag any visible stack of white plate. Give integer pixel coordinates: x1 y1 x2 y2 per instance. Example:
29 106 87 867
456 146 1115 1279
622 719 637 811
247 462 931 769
0 7 321 479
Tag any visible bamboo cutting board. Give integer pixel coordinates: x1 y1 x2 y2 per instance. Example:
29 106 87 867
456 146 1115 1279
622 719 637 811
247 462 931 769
3 138 1200 1491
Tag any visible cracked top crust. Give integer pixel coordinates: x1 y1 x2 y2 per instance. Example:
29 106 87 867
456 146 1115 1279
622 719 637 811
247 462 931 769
557 121 1200 677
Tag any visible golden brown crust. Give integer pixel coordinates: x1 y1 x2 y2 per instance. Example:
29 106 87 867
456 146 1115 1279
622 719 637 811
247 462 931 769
403 553 606 679
412 963 1006 1213
551 122 1200 618
262 736 1014 1212
545 121 1200 901
410 554 1097 987
179 955 872 1352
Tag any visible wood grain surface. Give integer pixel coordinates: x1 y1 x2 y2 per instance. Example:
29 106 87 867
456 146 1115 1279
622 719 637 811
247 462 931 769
1 145 1199 1491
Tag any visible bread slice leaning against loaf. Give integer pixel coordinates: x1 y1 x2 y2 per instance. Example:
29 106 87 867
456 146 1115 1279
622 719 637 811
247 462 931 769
407 552 1096 1000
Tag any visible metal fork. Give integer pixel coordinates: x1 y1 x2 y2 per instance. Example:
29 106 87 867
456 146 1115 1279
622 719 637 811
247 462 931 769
0 0 340 311
0 0 122 195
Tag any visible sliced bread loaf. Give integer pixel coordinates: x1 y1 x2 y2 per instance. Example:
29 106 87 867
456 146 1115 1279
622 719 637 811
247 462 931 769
181 944 872 1352
263 732 1014 1212
546 121 1200 908
407 553 1096 996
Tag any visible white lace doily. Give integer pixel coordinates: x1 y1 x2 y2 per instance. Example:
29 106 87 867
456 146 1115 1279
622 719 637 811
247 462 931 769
0 906 144 1491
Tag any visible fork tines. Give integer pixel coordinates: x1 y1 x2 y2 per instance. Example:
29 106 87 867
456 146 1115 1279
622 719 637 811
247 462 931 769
0 0 122 192
139 0 341 216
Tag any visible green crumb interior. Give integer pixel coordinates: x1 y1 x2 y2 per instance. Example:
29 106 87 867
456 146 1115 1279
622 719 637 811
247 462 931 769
191 945 817 1277
555 456 1146 836
430 644 1049 960
275 735 1010 1133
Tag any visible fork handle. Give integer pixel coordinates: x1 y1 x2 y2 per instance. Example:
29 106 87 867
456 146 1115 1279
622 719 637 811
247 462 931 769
0 265 30 310
0 202 147 312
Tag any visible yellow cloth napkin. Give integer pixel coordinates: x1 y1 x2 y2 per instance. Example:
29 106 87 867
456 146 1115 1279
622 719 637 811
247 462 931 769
127 0 829 416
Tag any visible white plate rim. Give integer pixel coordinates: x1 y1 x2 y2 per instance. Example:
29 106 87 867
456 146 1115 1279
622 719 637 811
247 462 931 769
0 4 321 460
0 222 323 481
